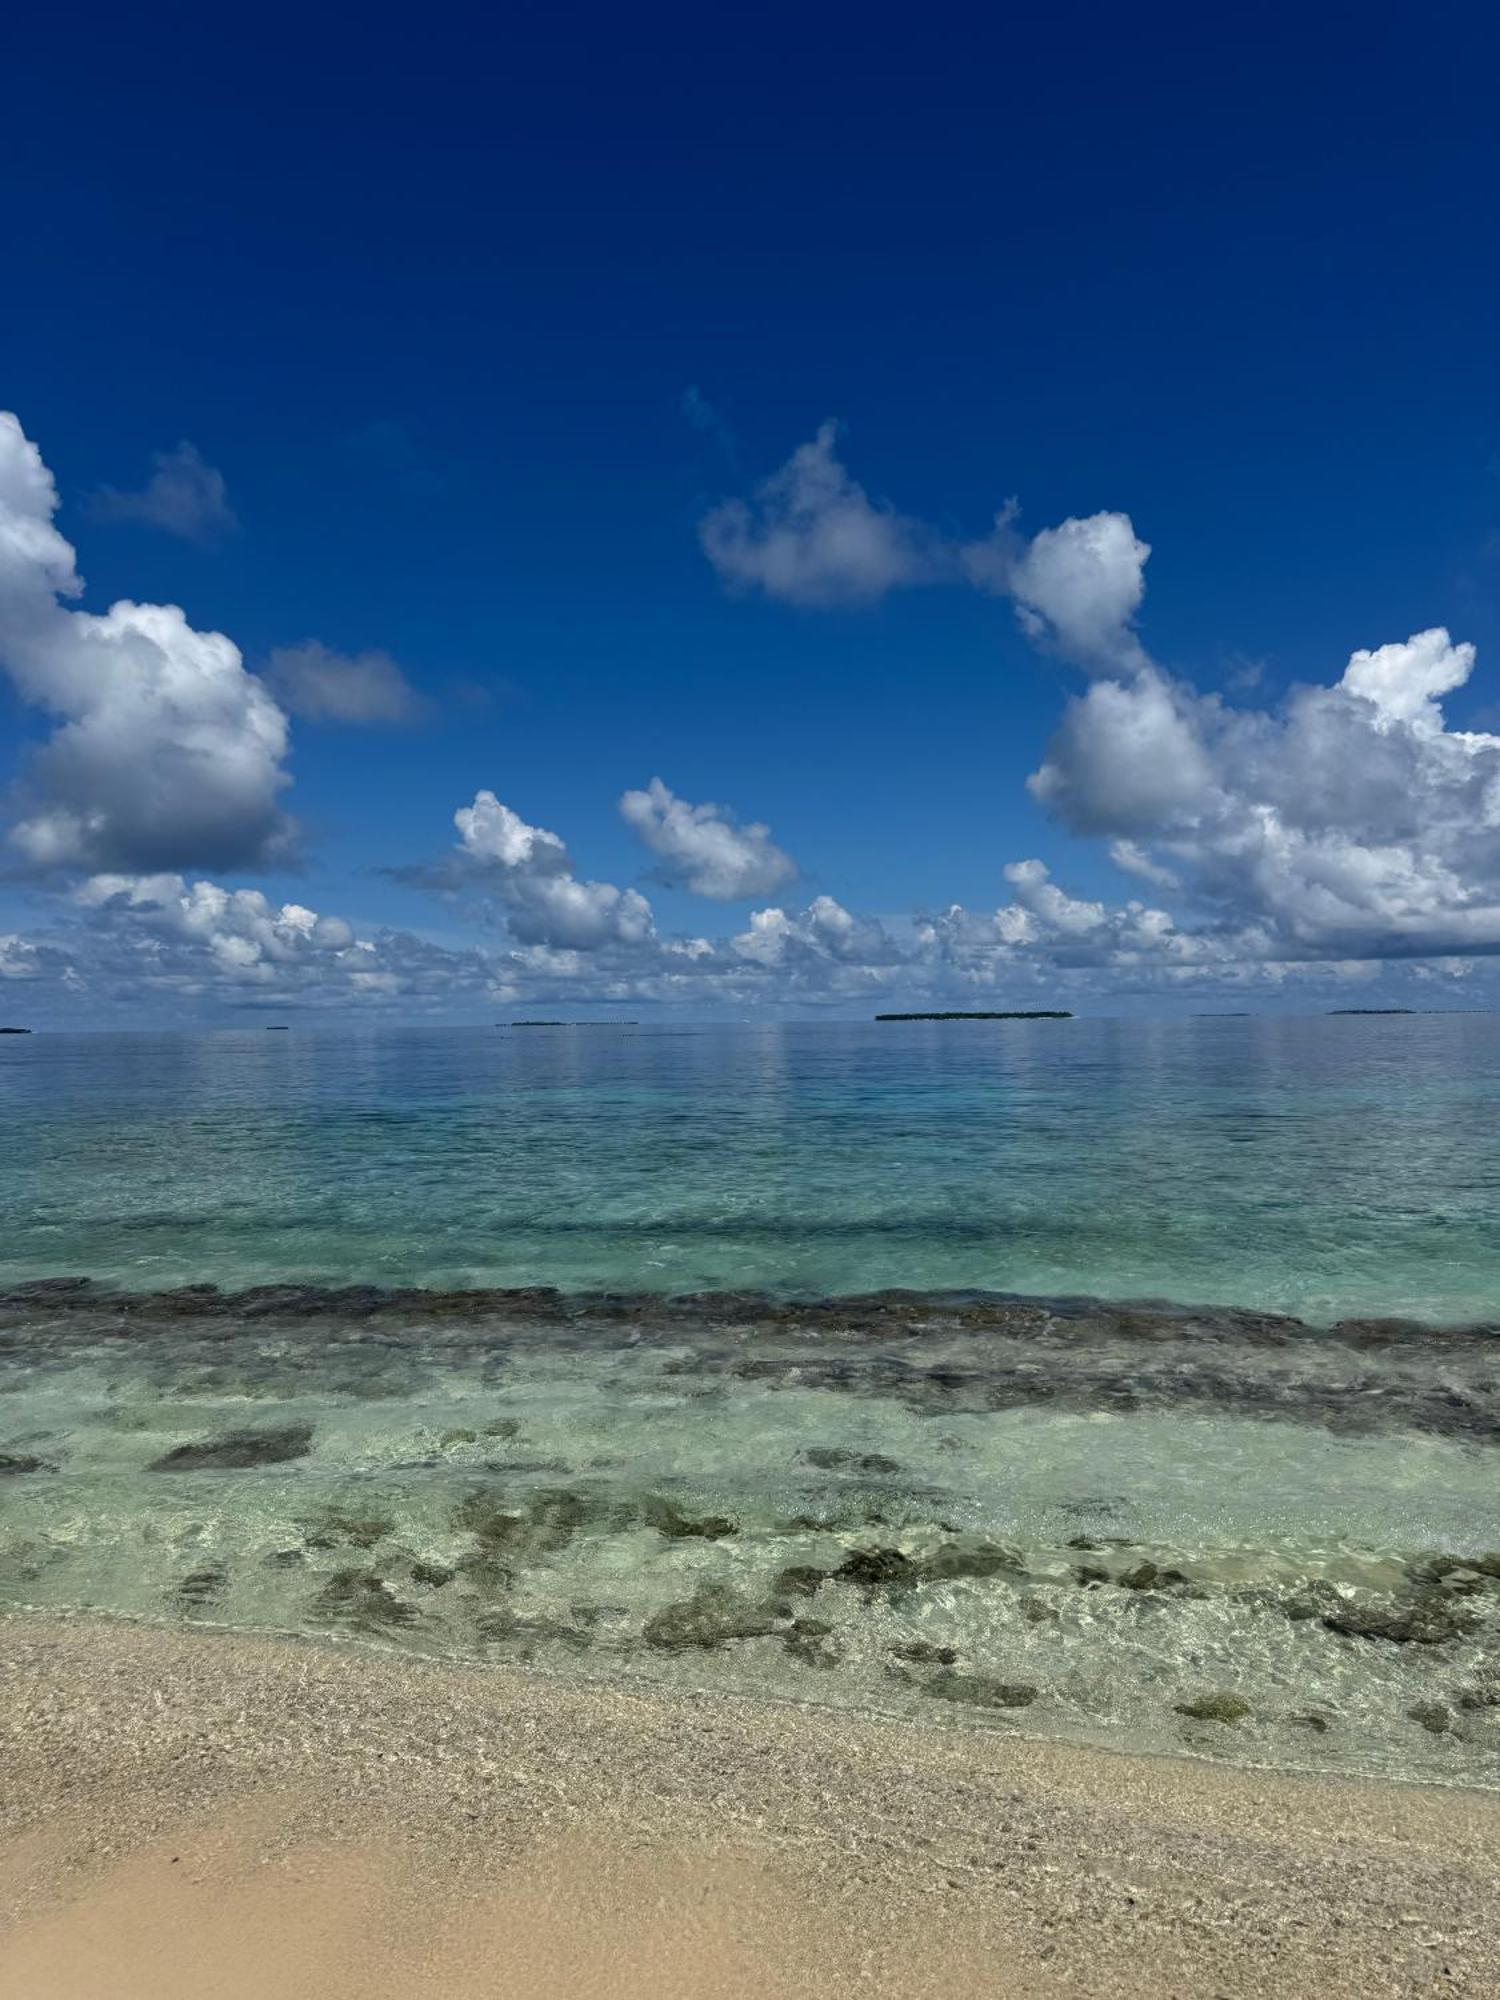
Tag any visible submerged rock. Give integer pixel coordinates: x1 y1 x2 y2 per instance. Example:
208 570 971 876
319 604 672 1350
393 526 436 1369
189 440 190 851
1116 1560 1189 1591
453 1486 590 1561
923 1670 1038 1709
801 1447 903 1475
1407 1702 1452 1735
1321 1596 1473 1646
175 1564 226 1605
775 1564 830 1598
889 1639 958 1665
1454 1666 1500 1711
311 1568 417 1630
784 1618 841 1669
302 1507 394 1550
150 1425 314 1471
1279 1581 1345 1622
454 1551 513 1593
919 1540 1025 1584
1174 1691 1251 1724
1409 1553 1500 1595
643 1584 789 1651
641 1495 738 1540
1021 1595 1060 1624
476 1608 592 1651
835 1547 919 1592
831 1538 1027 1595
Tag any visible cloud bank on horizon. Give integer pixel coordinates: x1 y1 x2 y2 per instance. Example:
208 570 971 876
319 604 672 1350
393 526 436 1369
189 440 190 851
3 409 1499 1017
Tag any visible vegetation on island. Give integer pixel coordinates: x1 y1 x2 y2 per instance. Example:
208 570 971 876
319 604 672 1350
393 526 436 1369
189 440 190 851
874 1010 1073 1021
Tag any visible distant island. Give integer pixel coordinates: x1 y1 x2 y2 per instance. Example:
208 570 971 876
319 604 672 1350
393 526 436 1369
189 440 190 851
506 1020 640 1027
875 1010 1073 1021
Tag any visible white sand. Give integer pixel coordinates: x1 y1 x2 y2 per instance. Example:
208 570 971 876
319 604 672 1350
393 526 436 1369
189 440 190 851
1 1616 1497 1996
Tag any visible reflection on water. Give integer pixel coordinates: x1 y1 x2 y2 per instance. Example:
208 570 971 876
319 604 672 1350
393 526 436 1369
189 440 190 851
4 1016 1500 1319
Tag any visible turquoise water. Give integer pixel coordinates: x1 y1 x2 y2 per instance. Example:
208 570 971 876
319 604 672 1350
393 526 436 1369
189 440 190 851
5 1015 1500 1319
3 1018 1498 1787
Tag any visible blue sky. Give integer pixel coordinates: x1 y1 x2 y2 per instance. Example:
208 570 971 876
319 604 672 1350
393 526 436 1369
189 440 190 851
2 2 1498 1019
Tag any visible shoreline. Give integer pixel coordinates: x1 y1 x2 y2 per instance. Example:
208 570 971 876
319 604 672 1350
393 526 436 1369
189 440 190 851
3 1615 1499 1995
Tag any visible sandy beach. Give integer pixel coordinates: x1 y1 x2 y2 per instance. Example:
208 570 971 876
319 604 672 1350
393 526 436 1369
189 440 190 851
1 1617 1496 1996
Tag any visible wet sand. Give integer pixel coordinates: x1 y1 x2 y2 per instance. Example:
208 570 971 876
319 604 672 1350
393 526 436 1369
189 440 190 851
1 1616 1497 1997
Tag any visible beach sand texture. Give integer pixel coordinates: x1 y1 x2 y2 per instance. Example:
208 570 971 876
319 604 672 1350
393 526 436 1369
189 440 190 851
1 1618 1497 1996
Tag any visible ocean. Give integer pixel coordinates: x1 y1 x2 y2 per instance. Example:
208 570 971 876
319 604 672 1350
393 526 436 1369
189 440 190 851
3 1016 1498 1786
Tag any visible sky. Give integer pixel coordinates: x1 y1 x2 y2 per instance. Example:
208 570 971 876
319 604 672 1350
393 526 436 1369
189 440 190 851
2 1 1499 1022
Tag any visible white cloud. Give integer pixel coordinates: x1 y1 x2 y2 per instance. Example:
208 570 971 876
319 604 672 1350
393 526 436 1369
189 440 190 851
1340 628 1476 726
447 789 655 950
1108 839 1181 889
0 412 293 874
1029 629 1500 957
1027 668 1218 836
55 872 497 1008
698 421 937 607
265 641 424 725
88 441 237 542
5 843 1487 1021
455 790 571 875
619 777 796 899
997 512 1151 672
0 934 43 980
699 425 1152 674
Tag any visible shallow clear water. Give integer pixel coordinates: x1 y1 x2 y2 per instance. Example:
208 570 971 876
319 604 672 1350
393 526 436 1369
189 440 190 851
2 1020 1498 1786
5 1016 1500 1319
2 1289 1497 1788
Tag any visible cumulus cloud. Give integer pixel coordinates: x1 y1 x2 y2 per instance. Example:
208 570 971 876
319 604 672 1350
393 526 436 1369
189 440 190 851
699 424 1152 674
54 872 497 1009
0 412 294 875
1030 629 1500 957
699 421 938 607
5 842 1484 1021
265 641 425 724
0 933 46 980
448 789 655 949
995 512 1151 672
619 777 796 899
88 441 237 543
729 894 895 972
1108 839 1181 890
1 871 503 1018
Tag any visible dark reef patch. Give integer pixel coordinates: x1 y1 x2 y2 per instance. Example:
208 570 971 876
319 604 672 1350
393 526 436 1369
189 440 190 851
641 1495 738 1540
923 1671 1038 1710
149 1425 314 1471
643 1584 791 1651
311 1569 417 1631
1175 1691 1252 1724
8 1281 1497 1442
